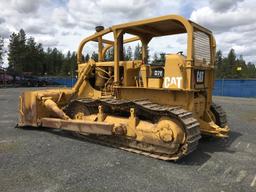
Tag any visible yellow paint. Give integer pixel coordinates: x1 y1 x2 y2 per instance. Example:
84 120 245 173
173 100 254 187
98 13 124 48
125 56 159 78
19 14 229 152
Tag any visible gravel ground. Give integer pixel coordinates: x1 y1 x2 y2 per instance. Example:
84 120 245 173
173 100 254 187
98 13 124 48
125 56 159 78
0 87 256 192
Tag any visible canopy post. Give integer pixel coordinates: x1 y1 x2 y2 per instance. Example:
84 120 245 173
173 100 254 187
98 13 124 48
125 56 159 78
98 36 104 62
113 29 123 85
140 36 152 64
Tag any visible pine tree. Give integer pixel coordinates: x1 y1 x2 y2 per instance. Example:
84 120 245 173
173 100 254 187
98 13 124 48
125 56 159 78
91 51 98 61
8 29 27 76
45 47 53 75
215 50 223 78
214 49 256 79
227 48 236 78
125 46 132 61
247 62 256 78
70 52 77 77
61 51 76 76
0 36 4 67
50 48 65 75
62 51 71 75
151 53 158 64
25 37 37 74
8 32 21 75
236 55 247 78
85 53 90 62
36 43 44 75
104 48 114 61
18 29 27 73
134 43 142 60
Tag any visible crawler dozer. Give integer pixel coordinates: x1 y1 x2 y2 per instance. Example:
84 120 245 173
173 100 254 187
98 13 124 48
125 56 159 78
18 15 229 160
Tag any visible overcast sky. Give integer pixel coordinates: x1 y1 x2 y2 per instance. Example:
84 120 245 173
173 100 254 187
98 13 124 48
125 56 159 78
0 0 255 66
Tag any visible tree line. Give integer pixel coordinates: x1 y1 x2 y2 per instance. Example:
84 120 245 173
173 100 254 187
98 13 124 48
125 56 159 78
6 29 77 77
2 29 142 77
215 49 256 78
0 29 256 79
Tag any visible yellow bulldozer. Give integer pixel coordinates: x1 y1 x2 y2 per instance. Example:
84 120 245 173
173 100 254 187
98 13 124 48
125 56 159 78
18 15 229 160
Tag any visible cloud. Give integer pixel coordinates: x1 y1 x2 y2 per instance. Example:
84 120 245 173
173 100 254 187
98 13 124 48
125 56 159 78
0 26 11 38
37 37 59 47
0 0 51 33
61 31 69 36
0 0 255 66
190 0 256 62
96 0 157 18
11 0 42 13
209 0 244 12
62 0 160 29
52 7 76 28
190 7 256 32
61 31 81 36
25 22 57 35
0 17 5 24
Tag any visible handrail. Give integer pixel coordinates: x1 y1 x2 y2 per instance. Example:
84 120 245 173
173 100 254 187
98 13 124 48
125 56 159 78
77 28 112 64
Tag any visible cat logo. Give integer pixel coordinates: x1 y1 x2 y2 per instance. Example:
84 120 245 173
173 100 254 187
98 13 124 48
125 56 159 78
163 77 182 88
195 70 205 84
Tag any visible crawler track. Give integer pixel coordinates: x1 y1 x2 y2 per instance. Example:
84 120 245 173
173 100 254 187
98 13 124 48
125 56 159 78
64 98 201 160
210 102 227 128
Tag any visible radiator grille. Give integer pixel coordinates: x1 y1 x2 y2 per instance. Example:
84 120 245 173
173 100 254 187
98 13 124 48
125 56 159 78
194 31 211 65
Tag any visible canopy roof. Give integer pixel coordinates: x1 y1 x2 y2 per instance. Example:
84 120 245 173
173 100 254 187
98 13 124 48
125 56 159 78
77 14 214 63
111 15 212 37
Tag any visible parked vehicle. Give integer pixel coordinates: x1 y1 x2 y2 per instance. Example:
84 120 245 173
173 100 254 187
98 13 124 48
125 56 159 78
18 14 229 161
